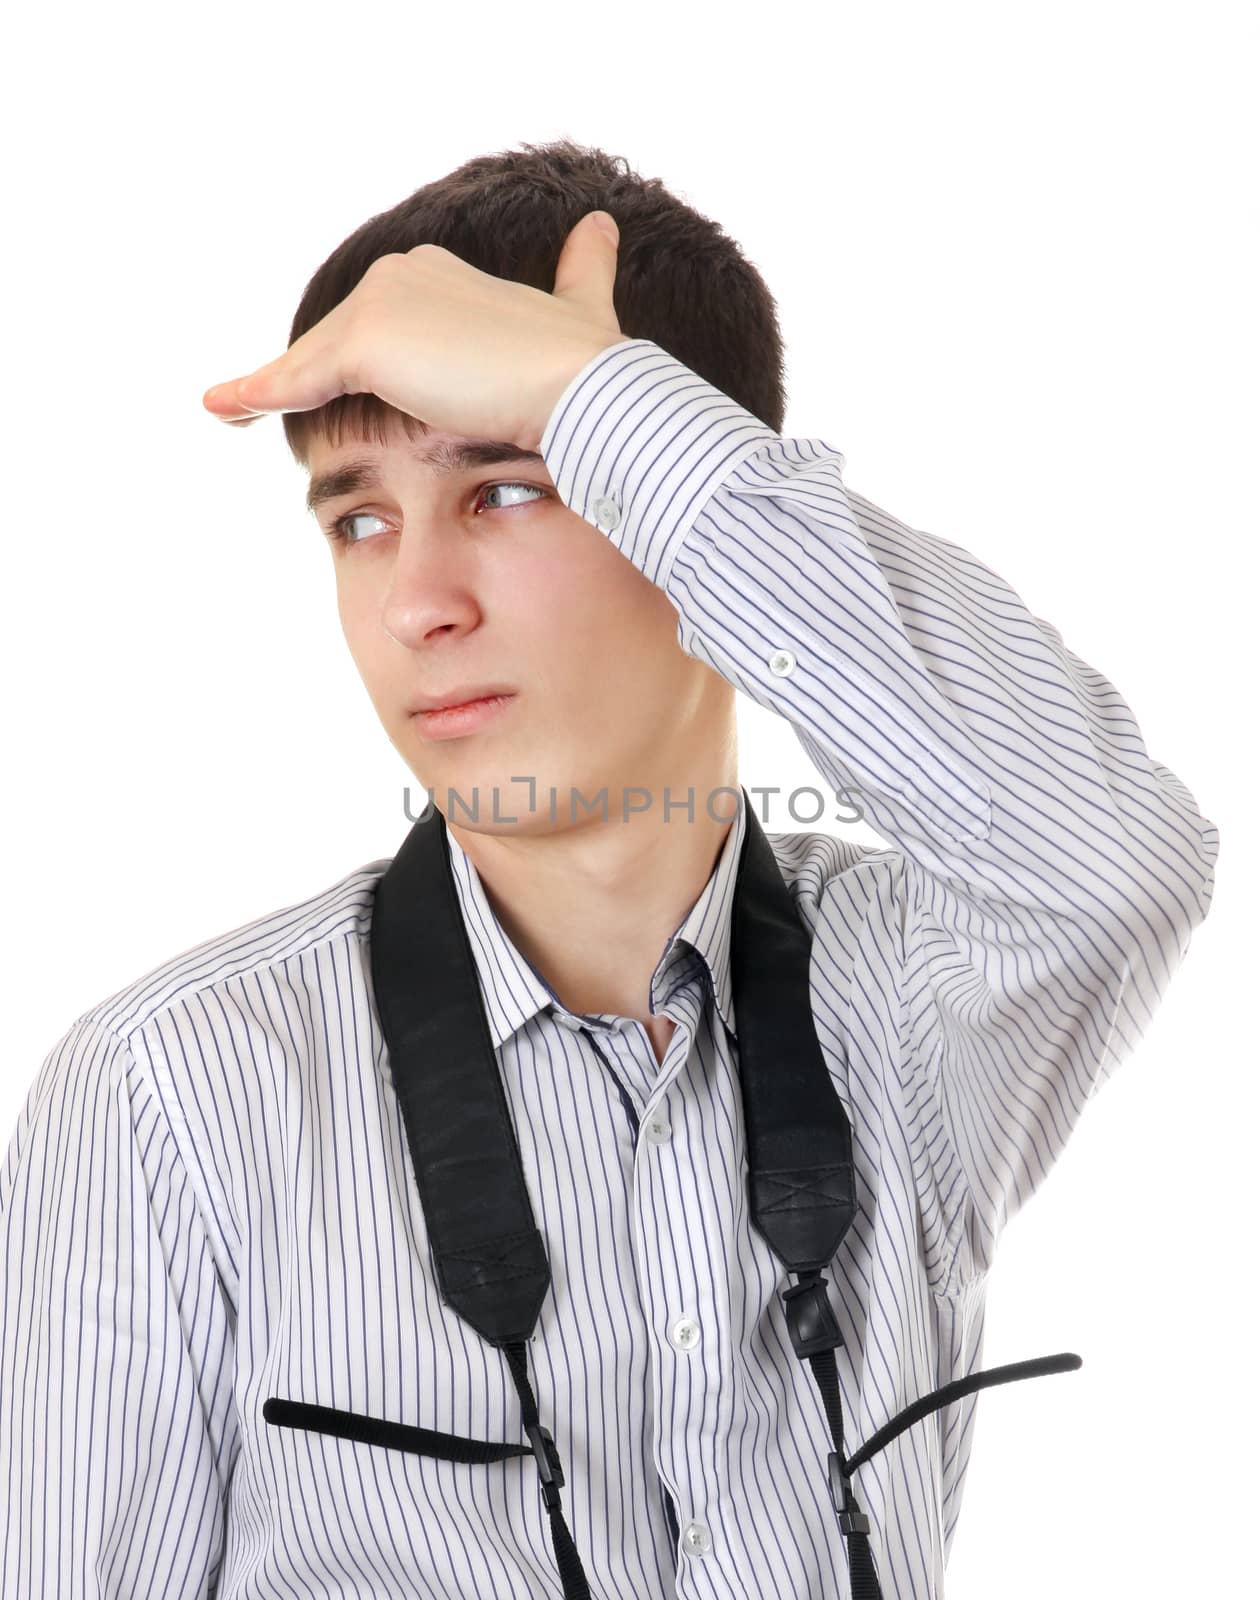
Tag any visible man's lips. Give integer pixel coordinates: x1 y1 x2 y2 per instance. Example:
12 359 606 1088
409 692 517 739
408 685 517 714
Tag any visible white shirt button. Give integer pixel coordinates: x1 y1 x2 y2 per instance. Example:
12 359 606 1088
552 1011 583 1032
768 648 796 676
591 494 621 532
681 1520 712 1557
645 1116 673 1145
669 1314 701 1352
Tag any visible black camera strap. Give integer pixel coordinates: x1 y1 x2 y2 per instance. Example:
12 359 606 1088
266 789 1081 1597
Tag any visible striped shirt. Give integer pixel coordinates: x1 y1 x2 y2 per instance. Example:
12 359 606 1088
1 337 1217 1598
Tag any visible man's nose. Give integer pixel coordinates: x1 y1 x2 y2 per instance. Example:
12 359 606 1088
381 529 482 649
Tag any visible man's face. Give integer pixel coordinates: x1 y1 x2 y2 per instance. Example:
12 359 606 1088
305 414 733 835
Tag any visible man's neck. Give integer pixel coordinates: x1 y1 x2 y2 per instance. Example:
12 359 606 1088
448 781 739 1029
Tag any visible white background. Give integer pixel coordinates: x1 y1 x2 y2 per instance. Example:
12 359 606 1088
2 2 1252 1593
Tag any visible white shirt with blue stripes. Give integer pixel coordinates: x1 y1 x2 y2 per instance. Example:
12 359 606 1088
1 337 1217 1597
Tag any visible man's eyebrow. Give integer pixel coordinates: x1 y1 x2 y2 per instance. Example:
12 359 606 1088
305 439 547 515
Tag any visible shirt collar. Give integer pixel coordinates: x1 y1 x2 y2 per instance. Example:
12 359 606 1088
441 790 746 1050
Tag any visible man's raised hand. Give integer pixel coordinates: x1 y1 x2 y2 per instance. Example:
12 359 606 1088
202 209 630 452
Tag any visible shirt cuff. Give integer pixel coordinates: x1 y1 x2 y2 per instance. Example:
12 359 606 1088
538 337 782 591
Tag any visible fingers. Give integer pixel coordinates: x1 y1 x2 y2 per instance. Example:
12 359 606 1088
202 375 270 422
203 308 353 422
203 355 305 421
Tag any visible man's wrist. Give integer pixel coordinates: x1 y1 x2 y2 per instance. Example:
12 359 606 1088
521 334 635 452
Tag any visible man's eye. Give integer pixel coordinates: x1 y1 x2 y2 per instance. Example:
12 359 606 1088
326 482 549 546
328 511 388 545
475 481 551 513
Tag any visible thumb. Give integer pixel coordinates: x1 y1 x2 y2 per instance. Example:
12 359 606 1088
551 209 620 322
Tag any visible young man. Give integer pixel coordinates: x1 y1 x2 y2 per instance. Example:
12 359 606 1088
1 141 1217 1599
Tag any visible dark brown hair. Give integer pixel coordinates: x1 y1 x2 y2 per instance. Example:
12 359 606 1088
281 137 786 466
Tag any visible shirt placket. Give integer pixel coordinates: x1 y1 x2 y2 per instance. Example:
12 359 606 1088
556 974 724 1583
